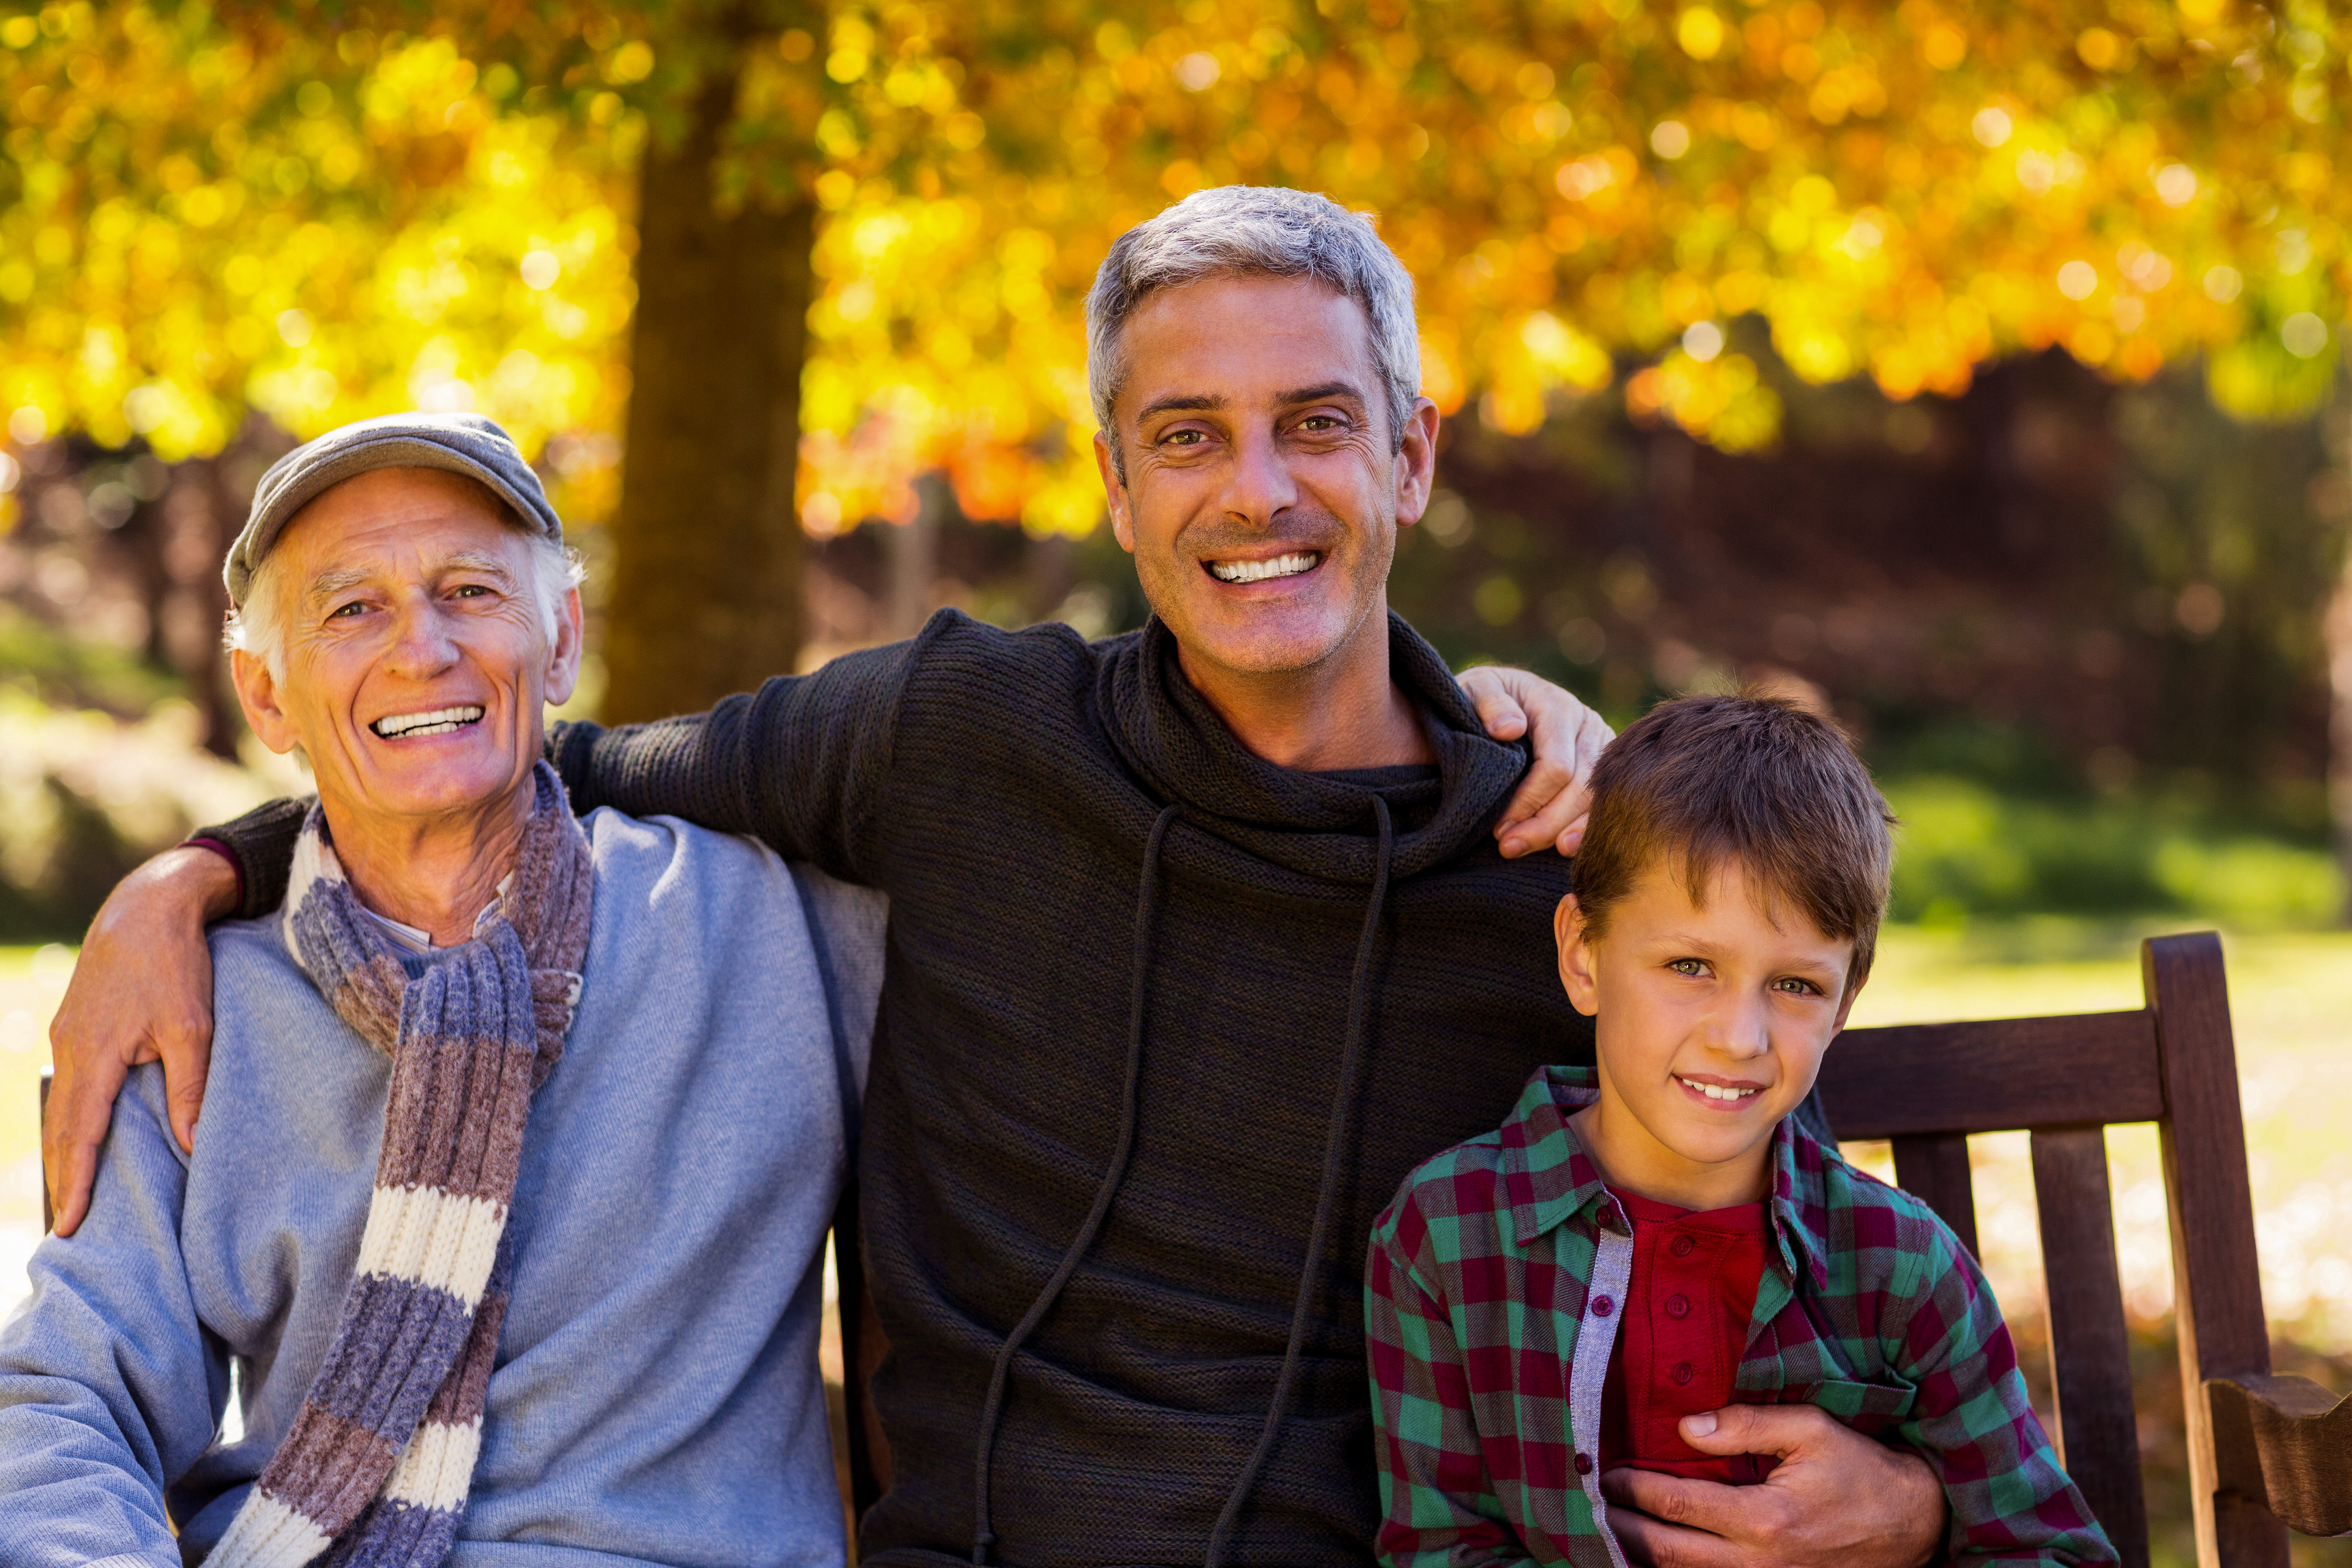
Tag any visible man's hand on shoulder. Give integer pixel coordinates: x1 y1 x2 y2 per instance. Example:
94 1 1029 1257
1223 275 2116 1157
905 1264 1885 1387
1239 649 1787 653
43 845 238 1236
1601 1405 1947 1568
1457 665 1614 859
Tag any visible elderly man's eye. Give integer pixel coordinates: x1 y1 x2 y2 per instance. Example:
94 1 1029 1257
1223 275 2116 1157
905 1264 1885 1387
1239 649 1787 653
329 601 367 619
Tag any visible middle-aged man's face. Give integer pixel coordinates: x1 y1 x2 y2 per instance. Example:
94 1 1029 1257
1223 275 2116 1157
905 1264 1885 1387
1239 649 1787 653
1096 272 1438 684
229 466 582 829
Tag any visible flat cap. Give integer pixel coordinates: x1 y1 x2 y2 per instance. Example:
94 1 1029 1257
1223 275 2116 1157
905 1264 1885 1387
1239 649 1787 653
224 411 561 606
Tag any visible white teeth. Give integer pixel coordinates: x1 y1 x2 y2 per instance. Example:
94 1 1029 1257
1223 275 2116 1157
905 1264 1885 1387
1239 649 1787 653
1679 1076 1759 1101
372 705 486 738
1207 551 1319 584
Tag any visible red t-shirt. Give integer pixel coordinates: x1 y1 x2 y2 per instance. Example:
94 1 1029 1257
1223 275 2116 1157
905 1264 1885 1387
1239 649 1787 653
1597 1188 1778 1485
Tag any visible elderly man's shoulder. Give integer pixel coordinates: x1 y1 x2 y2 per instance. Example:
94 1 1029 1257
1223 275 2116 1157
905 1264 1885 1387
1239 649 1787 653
578 807 886 956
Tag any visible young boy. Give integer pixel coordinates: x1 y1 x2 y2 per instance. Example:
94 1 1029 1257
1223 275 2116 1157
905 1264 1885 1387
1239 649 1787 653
1365 694 2116 1568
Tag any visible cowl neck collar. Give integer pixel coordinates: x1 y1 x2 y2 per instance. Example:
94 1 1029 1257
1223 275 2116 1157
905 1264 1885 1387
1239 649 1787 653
1095 610 1530 884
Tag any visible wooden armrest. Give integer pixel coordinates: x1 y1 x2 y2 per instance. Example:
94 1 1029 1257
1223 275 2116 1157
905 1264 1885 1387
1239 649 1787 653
2204 1373 2352 1537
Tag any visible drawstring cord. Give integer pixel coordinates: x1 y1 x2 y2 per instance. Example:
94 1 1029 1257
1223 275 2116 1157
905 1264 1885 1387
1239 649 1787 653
1205 795 1394 1568
970 803 1183 1565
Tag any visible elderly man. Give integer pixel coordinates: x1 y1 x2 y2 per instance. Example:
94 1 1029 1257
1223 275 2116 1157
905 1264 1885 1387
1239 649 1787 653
0 415 884 1566
52 189 1945 1567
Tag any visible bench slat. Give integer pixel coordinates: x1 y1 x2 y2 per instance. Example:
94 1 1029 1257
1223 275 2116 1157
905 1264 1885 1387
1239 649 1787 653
1822 1011 2161 1141
2032 1125 2150 1568
1891 1132 1979 1258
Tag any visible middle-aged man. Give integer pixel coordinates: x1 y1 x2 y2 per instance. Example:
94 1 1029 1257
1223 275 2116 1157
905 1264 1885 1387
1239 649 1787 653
0 416 887 1565
48 187 1947 1566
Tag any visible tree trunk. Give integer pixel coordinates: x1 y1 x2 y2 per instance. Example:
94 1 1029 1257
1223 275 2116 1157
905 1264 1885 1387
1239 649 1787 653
600 57 814 724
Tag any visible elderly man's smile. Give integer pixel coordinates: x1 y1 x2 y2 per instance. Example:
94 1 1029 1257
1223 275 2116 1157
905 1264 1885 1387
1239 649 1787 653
370 704 487 740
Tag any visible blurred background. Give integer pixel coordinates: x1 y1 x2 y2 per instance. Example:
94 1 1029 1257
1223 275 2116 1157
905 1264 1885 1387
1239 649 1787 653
1 0 2350 1559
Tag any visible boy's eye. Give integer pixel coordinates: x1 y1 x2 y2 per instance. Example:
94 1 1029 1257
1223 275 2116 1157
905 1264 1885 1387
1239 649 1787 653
1775 977 1821 996
1667 958 1707 977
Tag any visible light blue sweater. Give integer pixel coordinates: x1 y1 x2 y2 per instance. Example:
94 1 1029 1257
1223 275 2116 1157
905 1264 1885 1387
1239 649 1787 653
0 810 887 1568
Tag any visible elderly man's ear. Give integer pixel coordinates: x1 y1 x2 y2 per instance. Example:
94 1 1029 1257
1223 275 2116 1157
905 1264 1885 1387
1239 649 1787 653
544 586 585 707
229 650 301 758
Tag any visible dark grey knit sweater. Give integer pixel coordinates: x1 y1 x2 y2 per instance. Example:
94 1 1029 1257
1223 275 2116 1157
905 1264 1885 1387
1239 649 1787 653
203 609 1601 1567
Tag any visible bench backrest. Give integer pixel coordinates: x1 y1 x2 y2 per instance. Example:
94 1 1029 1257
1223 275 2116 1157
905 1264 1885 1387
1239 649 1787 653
1817 930 2299 1568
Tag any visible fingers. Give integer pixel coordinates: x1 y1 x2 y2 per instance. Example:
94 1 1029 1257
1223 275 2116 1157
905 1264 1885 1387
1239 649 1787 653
1678 1399 1839 1459
1503 765 1591 860
1495 757 1575 858
1459 666 1530 742
40 1054 126 1239
1480 670 1612 859
1601 1470 1760 1568
163 1037 212 1155
1604 1464 1783 1547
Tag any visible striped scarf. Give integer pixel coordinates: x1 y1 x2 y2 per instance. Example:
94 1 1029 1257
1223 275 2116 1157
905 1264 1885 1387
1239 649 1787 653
209 762 593 1568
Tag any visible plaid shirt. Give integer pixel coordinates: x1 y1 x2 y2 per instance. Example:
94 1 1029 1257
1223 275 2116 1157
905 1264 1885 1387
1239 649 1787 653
1366 1067 2117 1568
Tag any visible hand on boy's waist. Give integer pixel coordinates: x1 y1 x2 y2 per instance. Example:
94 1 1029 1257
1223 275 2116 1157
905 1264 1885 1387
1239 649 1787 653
1608 1451 1779 1487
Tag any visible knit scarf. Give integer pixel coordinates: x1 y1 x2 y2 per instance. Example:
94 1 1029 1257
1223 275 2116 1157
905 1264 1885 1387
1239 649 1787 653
209 762 593 1568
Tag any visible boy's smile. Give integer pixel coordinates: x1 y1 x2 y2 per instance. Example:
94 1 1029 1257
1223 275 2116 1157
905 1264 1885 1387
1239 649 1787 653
1555 859 1863 1211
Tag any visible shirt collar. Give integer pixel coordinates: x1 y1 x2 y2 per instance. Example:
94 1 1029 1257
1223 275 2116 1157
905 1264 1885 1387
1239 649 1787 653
1499 1065 1834 1293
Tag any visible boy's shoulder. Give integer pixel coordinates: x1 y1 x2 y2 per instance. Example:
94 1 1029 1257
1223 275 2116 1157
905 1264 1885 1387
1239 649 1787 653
1374 1065 1588 1265
1372 1123 1515 1250
1790 1126 1974 1293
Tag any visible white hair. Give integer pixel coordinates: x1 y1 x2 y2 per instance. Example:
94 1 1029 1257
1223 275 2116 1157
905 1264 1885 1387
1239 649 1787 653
1085 185 1421 481
224 520 585 681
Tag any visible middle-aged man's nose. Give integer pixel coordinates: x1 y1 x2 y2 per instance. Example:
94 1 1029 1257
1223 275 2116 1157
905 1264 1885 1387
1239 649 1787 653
1222 425 1298 527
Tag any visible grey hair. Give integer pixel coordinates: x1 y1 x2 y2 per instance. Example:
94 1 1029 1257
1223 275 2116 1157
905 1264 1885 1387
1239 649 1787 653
1086 185 1421 481
225 525 585 682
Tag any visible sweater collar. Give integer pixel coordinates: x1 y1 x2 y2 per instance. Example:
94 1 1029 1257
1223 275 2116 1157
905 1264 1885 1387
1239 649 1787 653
1498 1065 1833 1294
1095 610 1530 884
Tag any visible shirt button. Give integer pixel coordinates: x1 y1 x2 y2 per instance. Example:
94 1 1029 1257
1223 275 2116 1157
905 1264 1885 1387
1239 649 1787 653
1590 1294 1615 1317
1664 1293 1691 1319
1671 1236 1696 1258
1672 1361 1695 1385
1575 1452 1594 1475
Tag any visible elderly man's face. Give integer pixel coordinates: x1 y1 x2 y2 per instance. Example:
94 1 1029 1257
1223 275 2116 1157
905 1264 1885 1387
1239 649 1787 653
229 467 581 828
1095 274 1437 683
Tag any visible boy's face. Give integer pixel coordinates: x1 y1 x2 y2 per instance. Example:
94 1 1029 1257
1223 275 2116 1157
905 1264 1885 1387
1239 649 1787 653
1555 858 1863 1209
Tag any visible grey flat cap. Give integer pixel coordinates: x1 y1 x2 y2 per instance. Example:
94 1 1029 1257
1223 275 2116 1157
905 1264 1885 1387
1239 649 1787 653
224 411 561 606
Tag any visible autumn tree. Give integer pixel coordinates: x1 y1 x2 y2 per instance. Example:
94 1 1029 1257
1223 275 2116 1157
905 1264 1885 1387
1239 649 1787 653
7 0 2352 791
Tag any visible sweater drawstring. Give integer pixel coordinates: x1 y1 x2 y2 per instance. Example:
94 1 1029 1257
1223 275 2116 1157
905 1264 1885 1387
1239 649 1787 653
970 803 1182 1566
1206 795 1394 1568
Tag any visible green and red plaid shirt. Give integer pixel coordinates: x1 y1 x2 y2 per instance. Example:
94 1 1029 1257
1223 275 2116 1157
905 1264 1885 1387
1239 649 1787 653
1366 1066 2116 1568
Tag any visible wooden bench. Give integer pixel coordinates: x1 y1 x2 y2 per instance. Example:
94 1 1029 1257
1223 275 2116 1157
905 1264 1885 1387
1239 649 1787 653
39 930 2350 1557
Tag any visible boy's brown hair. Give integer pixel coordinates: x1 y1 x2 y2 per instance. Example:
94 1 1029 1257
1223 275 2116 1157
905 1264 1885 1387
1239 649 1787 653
1571 693 1896 992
